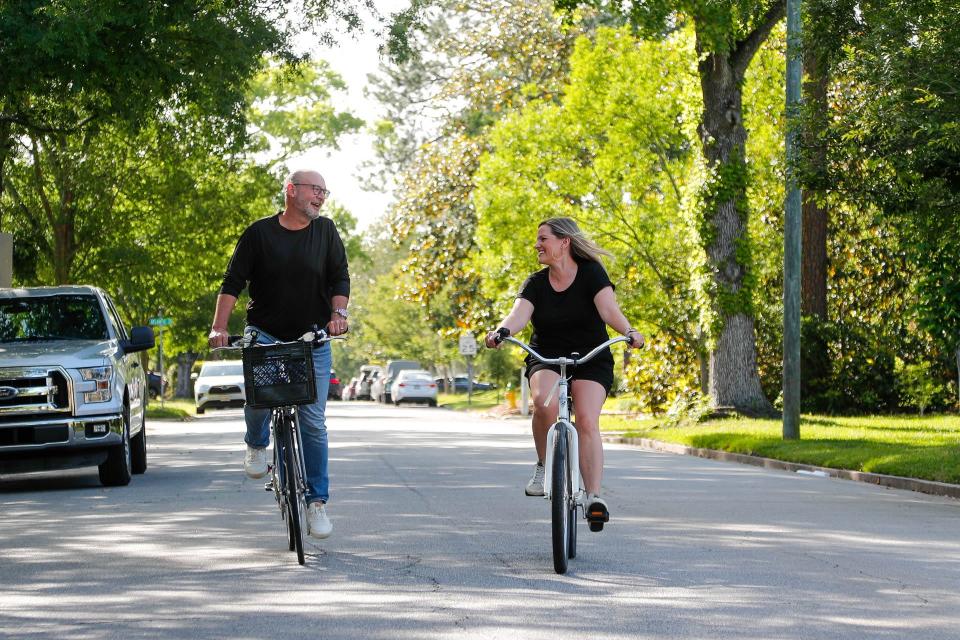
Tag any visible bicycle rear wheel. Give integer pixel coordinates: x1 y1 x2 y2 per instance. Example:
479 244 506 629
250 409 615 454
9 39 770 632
274 441 295 552
551 425 570 574
279 413 305 565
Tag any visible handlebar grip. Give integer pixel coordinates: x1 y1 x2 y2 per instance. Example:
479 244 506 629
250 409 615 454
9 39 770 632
494 327 511 344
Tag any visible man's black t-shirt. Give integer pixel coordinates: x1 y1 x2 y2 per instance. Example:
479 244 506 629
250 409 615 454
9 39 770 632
518 259 614 367
219 213 350 341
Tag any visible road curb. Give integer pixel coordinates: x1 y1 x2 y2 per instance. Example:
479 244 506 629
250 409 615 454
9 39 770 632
604 435 960 500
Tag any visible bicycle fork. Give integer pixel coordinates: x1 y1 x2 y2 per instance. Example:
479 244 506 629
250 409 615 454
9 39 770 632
543 420 582 504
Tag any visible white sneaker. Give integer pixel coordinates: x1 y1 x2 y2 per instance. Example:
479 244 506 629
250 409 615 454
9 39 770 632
244 446 268 479
308 502 333 539
525 462 545 496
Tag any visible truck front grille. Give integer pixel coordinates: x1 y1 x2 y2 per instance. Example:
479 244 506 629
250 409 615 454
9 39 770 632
0 368 72 423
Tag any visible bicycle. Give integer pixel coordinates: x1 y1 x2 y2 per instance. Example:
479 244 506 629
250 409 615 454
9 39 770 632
494 327 635 574
218 327 343 565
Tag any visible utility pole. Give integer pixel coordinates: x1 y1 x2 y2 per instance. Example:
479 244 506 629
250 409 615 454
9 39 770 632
783 0 802 439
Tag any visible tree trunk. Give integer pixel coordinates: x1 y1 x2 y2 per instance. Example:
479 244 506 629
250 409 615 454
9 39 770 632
696 43 774 416
799 49 831 409
801 52 829 320
175 351 199 399
0 121 11 216
53 221 74 284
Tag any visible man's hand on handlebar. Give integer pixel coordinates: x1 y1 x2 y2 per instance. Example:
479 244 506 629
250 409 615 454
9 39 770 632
208 327 229 349
326 316 348 337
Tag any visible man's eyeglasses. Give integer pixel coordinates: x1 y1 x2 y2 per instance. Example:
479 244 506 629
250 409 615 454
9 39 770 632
293 183 331 198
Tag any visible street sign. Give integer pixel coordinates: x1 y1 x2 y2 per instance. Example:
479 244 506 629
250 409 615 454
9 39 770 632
149 317 173 327
458 333 477 356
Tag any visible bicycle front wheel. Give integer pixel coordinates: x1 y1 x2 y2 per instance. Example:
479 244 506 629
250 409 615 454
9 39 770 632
551 425 570 574
280 413 305 565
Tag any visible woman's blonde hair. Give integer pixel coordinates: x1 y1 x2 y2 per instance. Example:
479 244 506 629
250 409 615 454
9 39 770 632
539 217 612 263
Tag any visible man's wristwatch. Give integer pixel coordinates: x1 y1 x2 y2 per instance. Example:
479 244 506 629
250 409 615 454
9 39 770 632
333 308 349 319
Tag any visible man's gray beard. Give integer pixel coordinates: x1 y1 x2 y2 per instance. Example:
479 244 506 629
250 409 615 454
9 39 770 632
304 206 321 220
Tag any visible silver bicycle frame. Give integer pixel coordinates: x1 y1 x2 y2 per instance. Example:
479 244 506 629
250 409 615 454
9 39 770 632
542 369 581 503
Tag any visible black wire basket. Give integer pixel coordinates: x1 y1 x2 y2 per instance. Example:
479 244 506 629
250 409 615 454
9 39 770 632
242 342 316 409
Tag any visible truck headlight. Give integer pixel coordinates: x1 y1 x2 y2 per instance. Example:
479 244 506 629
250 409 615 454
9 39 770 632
80 366 113 403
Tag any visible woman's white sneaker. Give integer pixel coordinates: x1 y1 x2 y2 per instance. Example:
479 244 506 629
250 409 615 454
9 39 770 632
308 502 332 539
525 462 545 496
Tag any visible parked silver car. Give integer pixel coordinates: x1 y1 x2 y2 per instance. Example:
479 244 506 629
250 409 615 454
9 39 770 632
390 370 438 406
373 360 422 404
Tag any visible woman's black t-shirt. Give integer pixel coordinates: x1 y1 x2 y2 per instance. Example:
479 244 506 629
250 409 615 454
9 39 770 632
517 259 614 368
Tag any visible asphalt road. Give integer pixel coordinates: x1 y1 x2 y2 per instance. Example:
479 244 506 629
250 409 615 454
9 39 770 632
1 402 958 640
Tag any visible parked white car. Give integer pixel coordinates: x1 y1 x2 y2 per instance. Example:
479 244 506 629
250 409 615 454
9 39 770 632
194 360 245 414
390 369 438 406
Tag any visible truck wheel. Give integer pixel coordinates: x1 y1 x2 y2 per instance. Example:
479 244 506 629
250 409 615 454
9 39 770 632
131 414 147 475
99 405 132 486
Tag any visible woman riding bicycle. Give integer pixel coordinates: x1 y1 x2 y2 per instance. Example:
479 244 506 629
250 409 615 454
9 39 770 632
484 217 643 526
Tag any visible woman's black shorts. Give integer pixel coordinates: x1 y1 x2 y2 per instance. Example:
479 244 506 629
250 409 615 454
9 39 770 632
524 350 614 395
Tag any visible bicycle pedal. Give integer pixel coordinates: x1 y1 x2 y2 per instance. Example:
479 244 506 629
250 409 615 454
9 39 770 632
585 501 609 532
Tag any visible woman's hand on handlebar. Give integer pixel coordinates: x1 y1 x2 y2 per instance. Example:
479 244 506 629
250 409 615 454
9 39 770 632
626 329 645 350
484 327 510 349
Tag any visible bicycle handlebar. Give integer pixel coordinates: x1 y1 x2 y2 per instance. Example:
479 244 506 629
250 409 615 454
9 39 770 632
494 328 632 367
213 327 345 353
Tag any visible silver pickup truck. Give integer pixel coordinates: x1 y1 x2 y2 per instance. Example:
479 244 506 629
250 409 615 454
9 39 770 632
0 286 155 486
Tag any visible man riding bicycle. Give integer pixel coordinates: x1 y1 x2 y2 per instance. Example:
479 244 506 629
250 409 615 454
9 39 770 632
485 217 643 527
208 169 350 539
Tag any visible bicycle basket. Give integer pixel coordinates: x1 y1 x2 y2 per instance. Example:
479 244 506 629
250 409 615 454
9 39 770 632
242 342 316 409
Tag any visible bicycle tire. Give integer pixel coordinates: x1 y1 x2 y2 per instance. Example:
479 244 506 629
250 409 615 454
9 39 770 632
280 413 305 565
551 425 570 574
272 431 295 551
568 422 578 559
568 491 577 559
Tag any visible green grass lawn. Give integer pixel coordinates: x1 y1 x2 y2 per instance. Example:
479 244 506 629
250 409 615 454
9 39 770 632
437 390 501 411
601 413 960 484
145 397 195 420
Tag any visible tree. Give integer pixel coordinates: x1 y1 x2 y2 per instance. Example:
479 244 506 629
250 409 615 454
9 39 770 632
0 1 297 197
816 0 960 406
556 0 784 415
368 0 583 330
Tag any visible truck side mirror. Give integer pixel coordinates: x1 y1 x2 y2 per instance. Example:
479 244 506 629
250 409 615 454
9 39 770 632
121 326 156 354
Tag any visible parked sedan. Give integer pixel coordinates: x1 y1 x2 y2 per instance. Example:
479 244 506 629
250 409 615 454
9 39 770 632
194 360 245 414
341 377 359 401
449 375 495 393
147 371 166 399
390 370 438 406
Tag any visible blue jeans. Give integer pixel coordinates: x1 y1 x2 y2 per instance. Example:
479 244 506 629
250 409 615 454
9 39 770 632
243 326 332 504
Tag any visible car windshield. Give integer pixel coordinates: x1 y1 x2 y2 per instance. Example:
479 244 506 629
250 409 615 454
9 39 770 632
0 295 109 342
201 363 243 377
